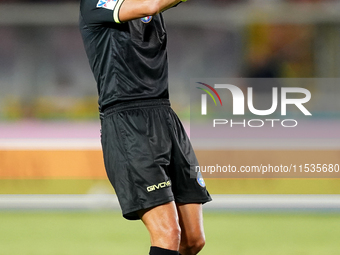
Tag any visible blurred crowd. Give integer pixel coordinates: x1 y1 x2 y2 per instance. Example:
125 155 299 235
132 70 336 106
0 0 339 120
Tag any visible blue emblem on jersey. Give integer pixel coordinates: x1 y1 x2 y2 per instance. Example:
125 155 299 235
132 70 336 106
141 16 152 23
197 171 206 188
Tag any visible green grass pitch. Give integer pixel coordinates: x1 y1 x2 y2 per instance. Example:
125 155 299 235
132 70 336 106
1 211 340 255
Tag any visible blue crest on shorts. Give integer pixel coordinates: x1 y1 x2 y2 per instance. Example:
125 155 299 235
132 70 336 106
197 171 206 187
141 16 152 23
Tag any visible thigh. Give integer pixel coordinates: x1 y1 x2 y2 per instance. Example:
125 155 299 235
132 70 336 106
101 104 174 220
176 203 205 245
167 109 212 205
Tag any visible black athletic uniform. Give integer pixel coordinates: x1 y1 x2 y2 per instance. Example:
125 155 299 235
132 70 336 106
79 0 211 220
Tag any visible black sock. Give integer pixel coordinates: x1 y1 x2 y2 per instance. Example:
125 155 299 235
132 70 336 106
149 246 179 255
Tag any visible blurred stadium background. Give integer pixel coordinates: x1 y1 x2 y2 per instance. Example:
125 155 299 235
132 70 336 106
1 0 340 254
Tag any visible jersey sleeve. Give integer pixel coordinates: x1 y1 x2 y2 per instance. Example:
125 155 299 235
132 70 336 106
80 0 125 26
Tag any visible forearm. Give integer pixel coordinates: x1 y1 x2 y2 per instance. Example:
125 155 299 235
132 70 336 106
119 0 183 22
160 0 183 12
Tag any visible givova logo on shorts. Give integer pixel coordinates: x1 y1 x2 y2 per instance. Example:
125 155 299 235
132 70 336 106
147 181 171 192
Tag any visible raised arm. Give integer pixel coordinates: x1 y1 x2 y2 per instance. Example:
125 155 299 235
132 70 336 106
80 0 185 26
119 0 182 22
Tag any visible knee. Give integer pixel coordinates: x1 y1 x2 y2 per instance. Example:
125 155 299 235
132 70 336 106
180 235 205 255
154 223 181 248
166 224 181 243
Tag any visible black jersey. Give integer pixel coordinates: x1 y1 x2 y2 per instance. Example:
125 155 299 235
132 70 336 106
79 0 169 112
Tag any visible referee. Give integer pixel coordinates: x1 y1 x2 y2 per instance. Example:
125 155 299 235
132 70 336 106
79 1 211 254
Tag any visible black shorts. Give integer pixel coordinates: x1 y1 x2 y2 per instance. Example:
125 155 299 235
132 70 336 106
100 99 211 220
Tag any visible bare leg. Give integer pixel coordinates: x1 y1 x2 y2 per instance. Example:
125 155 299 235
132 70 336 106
176 203 205 255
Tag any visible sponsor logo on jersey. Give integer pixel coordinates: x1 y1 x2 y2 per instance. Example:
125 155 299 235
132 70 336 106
141 16 152 23
96 0 117 10
197 171 206 187
147 180 171 192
